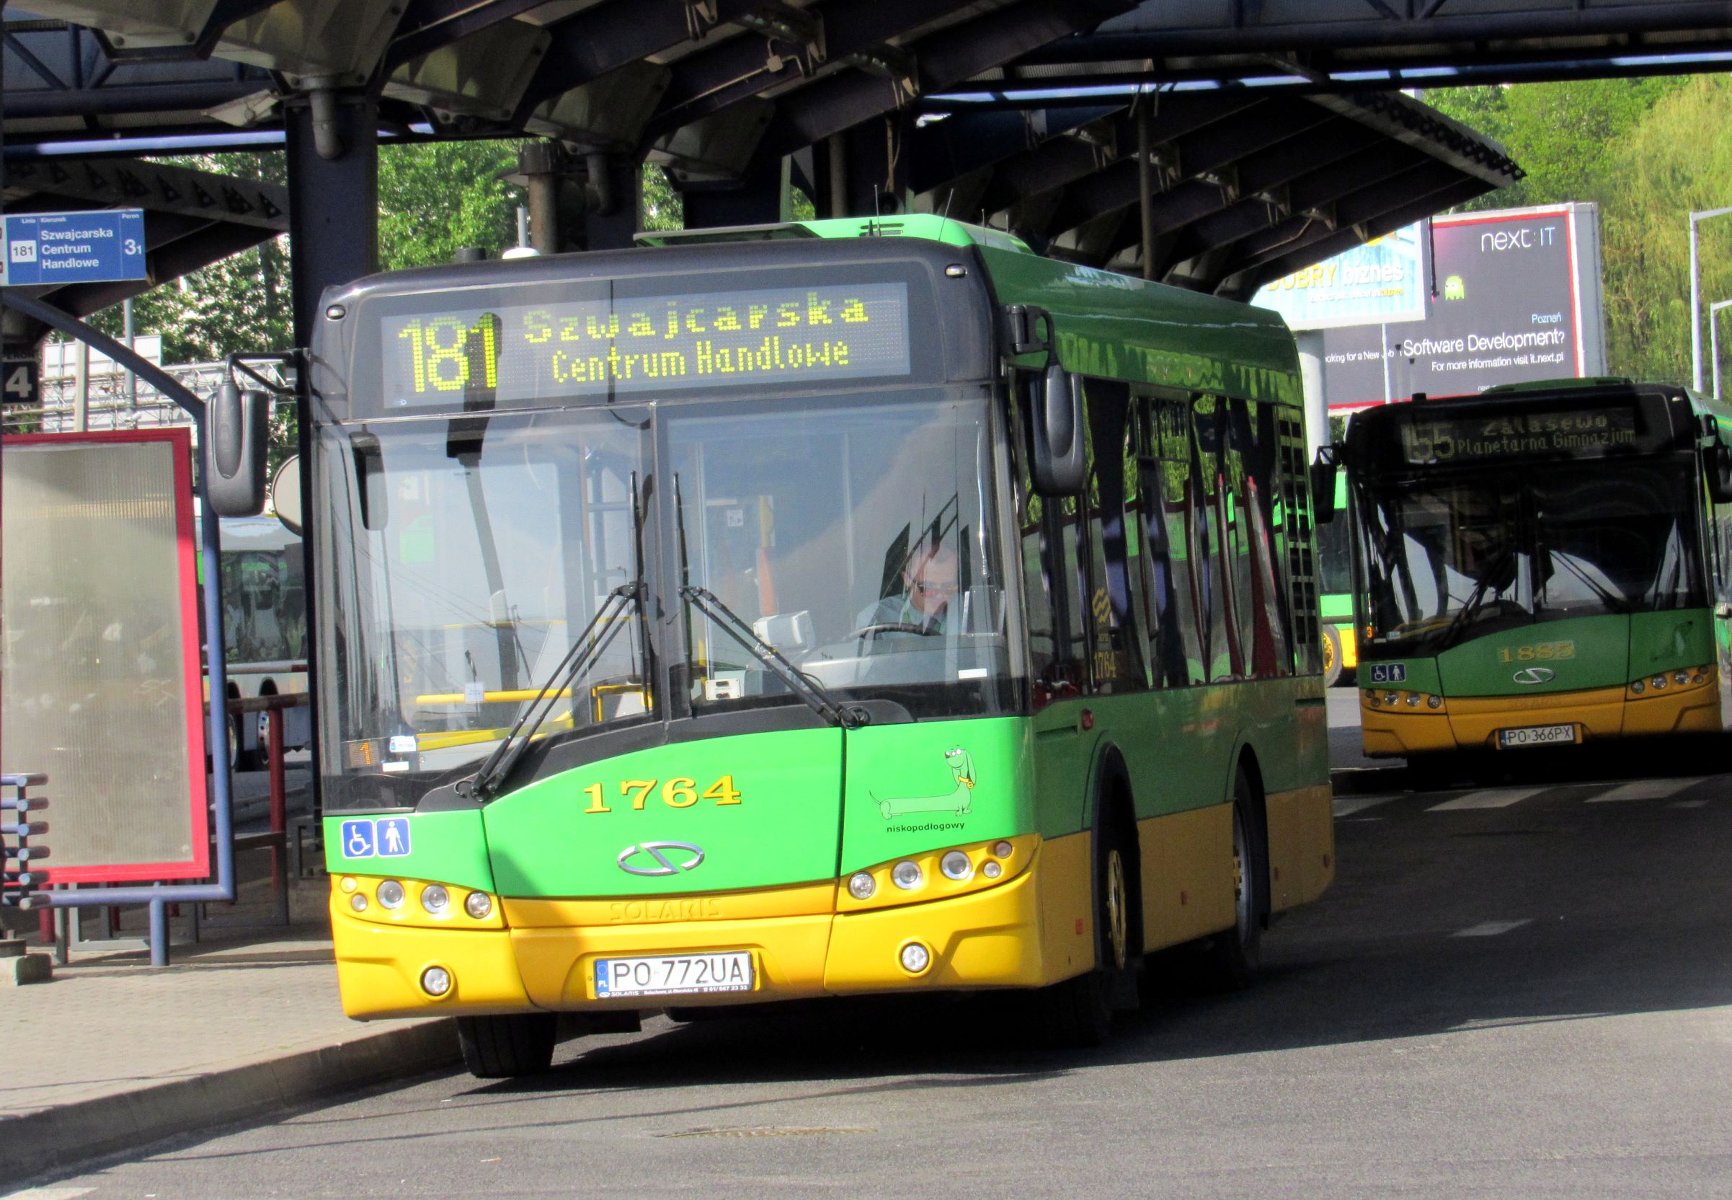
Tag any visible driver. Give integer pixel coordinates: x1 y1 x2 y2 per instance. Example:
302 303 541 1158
856 541 959 636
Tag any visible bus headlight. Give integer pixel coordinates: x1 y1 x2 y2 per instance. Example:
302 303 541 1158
848 872 877 900
940 850 973 881
463 891 494 919
421 966 453 998
420 884 449 914
891 860 923 890
377 880 406 909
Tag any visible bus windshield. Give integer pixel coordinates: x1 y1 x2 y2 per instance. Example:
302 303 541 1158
316 388 1015 810
1355 458 1705 651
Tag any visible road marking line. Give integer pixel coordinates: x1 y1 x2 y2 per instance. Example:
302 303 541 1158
1453 919 1533 938
1333 794 1396 816
1670 799 1708 809
1426 787 1543 811
1588 777 1709 803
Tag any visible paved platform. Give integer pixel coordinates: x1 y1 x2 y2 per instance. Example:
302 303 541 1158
0 770 463 1191
0 870 460 1190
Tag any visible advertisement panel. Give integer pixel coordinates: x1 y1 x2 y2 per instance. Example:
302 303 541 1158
1277 205 1606 410
1253 222 1428 331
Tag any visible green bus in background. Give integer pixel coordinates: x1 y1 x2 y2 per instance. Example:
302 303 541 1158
1341 378 1732 761
1316 467 1357 686
307 214 1335 1078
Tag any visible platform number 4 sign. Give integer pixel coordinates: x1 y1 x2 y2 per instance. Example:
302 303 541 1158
1 358 38 407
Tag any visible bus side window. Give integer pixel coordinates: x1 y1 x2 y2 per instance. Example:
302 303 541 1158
1191 396 1237 682
1083 378 1145 692
1224 397 1294 679
1016 381 1087 698
1137 396 1205 687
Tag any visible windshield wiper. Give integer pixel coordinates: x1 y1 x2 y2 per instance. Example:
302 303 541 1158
1438 548 1519 649
467 583 642 799
1542 549 1630 614
467 581 644 800
680 584 866 729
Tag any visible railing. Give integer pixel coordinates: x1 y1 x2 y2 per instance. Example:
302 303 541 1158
2 774 53 983
223 692 312 923
1 773 50 911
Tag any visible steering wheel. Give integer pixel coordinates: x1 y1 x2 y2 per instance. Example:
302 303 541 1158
848 621 938 639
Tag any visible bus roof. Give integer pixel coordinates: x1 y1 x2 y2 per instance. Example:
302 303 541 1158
644 213 1302 404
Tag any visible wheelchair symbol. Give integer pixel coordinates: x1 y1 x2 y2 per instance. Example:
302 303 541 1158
341 820 376 858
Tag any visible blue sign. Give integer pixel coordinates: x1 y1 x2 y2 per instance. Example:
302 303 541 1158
340 820 377 859
339 817 413 860
3 209 146 287
1369 663 1408 685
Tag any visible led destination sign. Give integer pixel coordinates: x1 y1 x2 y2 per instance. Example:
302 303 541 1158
379 281 910 405
1398 406 1639 465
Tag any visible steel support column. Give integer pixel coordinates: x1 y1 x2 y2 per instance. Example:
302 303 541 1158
284 90 378 347
579 153 643 252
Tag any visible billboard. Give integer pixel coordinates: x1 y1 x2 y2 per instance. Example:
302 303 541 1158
1253 222 1428 331
1257 204 1606 411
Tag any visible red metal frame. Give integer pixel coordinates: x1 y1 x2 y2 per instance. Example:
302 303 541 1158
4 427 210 883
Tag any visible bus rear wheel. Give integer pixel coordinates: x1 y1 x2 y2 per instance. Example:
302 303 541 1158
1201 768 1265 990
457 1013 558 1078
1322 626 1343 687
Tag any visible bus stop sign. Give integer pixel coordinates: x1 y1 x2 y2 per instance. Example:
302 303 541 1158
2 209 146 286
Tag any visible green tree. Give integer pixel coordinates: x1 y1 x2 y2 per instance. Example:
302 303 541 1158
1425 77 1686 212
1600 74 1732 387
377 139 525 268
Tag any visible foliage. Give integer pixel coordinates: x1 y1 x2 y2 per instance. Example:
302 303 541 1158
1425 77 1685 212
1600 75 1732 388
377 139 525 269
1424 75 1729 387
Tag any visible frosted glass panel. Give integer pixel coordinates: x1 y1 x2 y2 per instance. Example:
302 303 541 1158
2 434 207 882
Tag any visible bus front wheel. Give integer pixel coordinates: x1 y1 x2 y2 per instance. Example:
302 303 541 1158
1033 811 1136 1047
457 1013 558 1079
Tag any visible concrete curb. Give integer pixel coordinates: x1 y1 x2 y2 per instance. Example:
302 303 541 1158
1329 765 1407 794
0 1019 460 1186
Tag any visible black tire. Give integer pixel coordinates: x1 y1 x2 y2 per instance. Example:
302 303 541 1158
230 713 260 773
457 1013 558 1079
1034 811 1135 1048
1201 767 1266 990
1321 625 1344 688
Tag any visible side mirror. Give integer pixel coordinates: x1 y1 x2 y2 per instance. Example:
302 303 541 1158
1310 446 1340 524
1029 364 1086 495
270 453 303 536
205 382 268 516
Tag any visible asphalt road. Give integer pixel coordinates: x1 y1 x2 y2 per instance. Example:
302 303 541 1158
18 693 1732 1198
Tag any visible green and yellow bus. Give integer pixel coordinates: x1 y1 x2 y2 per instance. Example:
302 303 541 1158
1317 467 1357 686
1341 378 1732 760
310 214 1335 1077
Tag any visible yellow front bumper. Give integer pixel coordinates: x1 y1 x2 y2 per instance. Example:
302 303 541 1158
1359 677 1721 756
330 849 1068 1020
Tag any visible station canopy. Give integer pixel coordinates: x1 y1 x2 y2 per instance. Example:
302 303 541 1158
23 2 1717 306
